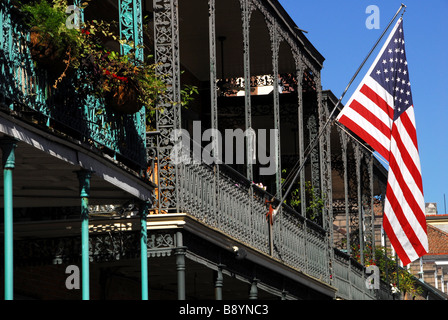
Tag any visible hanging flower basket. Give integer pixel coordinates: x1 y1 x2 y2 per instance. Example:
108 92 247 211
104 82 142 114
28 28 68 77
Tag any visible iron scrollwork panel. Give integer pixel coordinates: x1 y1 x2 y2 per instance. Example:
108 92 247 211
152 0 182 212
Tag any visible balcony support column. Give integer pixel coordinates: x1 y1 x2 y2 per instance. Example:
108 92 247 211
293 54 306 218
175 231 186 300
249 278 258 300
214 264 224 300
1 139 17 300
152 0 182 212
119 0 143 60
140 201 150 300
239 0 254 181
76 169 93 300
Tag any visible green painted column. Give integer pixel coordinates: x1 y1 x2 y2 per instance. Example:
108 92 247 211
1 139 17 300
140 201 149 300
76 169 93 300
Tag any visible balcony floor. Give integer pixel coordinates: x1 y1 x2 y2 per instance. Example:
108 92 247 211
0 113 152 209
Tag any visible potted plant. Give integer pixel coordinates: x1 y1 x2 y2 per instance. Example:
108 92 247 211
80 19 197 116
84 45 168 115
19 0 197 118
20 0 87 87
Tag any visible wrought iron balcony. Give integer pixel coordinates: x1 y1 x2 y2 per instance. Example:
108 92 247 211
147 132 331 283
0 2 147 169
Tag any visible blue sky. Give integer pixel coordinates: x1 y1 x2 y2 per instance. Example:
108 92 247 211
279 0 448 213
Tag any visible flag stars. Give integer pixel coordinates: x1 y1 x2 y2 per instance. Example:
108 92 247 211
369 23 412 108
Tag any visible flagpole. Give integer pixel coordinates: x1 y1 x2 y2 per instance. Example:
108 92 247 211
275 4 407 209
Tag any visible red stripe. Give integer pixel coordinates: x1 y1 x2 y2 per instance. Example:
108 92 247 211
338 114 390 160
391 123 424 194
388 148 426 231
382 214 411 266
385 178 425 256
398 108 419 152
349 99 391 140
360 84 395 120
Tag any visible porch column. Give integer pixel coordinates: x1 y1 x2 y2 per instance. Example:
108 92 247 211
354 144 365 265
1 139 17 300
293 54 306 218
249 278 258 300
76 169 93 300
240 0 254 181
175 231 186 300
214 264 224 300
140 201 150 300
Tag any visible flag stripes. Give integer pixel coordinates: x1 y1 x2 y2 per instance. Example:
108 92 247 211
336 17 428 265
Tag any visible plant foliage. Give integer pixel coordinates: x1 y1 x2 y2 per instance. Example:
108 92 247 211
19 0 197 126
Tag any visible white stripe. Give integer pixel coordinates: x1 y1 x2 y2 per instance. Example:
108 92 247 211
355 89 393 129
394 112 420 165
384 198 419 262
364 76 395 114
390 123 424 209
387 167 427 245
340 105 391 152
390 136 423 198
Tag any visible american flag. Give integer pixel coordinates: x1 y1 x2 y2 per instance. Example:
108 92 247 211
336 18 428 266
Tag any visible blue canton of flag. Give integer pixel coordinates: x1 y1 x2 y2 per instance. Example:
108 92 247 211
370 23 413 120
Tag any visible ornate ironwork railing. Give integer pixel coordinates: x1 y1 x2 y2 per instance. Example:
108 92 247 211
0 3 146 168
333 248 393 300
176 159 330 283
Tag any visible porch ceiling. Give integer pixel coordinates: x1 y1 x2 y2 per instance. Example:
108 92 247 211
176 0 318 82
0 132 147 208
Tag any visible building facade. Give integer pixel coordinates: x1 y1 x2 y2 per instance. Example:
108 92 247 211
0 0 445 300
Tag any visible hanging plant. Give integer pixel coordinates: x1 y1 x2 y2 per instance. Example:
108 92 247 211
20 0 88 87
18 0 197 118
